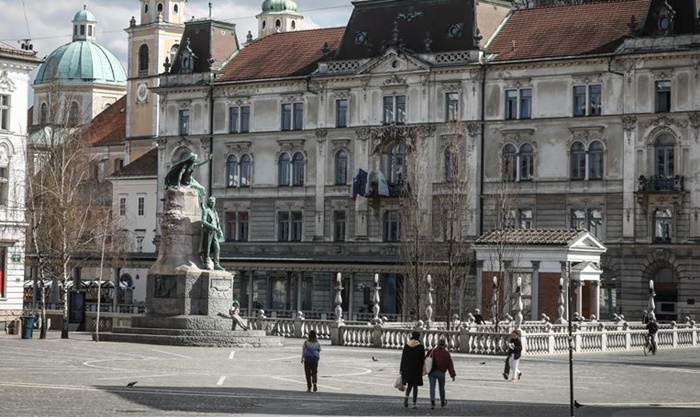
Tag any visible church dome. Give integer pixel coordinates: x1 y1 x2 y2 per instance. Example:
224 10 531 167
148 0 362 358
261 0 298 13
34 6 125 86
34 42 126 86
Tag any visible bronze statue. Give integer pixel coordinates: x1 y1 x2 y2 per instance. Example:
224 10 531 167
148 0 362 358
164 151 209 206
200 196 224 270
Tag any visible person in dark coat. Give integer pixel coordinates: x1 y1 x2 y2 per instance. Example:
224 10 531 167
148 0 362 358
426 338 456 409
507 329 523 381
400 331 425 408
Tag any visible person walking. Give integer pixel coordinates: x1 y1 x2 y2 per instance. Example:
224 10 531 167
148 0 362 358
301 330 322 392
507 329 523 382
400 331 425 408
426 338 456 409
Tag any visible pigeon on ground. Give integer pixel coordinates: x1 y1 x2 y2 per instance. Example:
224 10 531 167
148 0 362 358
126 381 138 387
574 400 583 408
372 356 379 361
479 362 486 365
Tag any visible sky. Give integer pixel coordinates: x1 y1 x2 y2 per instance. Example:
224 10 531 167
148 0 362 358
0 0 353 71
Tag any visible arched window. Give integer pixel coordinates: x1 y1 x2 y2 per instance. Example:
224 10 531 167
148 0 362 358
588 141 604 180
157 2 164 13
40 103 47 125
502 144 517 181
570 142 585 180
68 101 80 126
239 154 251 187
519 143 534 181
334 150 348 185
654 134 674 178
169 44 179 66
292 152 305 186
278 153 290 186
390 143 407 184
138 44 149 75
226 154 238 187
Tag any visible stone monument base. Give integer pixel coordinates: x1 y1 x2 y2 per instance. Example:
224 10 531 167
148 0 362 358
98 319 283 348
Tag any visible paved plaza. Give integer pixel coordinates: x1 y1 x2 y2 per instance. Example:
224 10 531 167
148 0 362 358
1 331 699 417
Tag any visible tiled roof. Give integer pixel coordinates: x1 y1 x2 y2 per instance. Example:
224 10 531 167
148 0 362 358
218 27 345 82
83 95 126 146
111 147 158 178
487 0 649 61
474 229 586 246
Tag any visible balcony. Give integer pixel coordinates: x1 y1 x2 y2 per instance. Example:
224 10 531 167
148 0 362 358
637 175 683 192
635 175 685 214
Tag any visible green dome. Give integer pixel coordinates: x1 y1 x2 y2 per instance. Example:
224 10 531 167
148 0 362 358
261 0 298 13
73 6 96 22
34 41 126 86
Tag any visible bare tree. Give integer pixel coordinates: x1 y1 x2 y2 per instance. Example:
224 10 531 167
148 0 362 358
398 129 433 323
25 83 117 339
433 123 473 330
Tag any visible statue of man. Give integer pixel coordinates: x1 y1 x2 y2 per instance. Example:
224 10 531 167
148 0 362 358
200 196 224 270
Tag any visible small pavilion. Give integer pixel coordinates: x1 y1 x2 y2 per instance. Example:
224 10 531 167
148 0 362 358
473 229 607 322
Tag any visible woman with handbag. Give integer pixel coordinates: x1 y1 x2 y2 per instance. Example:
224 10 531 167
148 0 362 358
426 338 456 409
400 331 425 408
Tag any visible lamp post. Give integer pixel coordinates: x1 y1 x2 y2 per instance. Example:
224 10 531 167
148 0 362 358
492 276 499 332
514 276 523 330
648 279 656 320
334 273 344 323
567 262 575 417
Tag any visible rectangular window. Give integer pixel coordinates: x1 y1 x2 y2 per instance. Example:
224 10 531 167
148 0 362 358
383 95 406 125
655 80 671 113
291 211 303 241
336 99 348 128
136 236 144 253
80 24 85 35
519 209 533 229
505 89 532 120
574 85 602 117
281 103 292 131
333 211 346 242
383 210 401 242
178 109 190 136
293 103 304 130
226 211 249 242
573 86 586 117
519 88 532 119
571 208 604 239
445 92 459 122
505 90 518 120
277 211 302 242
119 197 126 216
653 208 672 242
0 95 10 130
229 105 251 133
137 196 145 216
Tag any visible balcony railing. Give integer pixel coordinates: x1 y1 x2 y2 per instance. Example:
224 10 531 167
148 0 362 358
637 175 684 192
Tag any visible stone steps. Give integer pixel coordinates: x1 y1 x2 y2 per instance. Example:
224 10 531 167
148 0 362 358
98 328 284 348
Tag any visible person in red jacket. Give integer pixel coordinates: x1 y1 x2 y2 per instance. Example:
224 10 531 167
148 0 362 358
426 338 456 409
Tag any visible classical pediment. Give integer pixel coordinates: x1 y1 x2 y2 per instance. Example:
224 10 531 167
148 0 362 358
356 49 429 76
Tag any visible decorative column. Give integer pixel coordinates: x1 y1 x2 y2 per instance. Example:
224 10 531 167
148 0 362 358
514 276 523 330
425 274 434 329
556 277 567 324
334 272 344 322
370 273 382 325
648 279 656 320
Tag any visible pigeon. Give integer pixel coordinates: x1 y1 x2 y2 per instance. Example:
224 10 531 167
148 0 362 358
126 381 138 387
479 362 486 365
574 400 583 408
372 356 379 362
